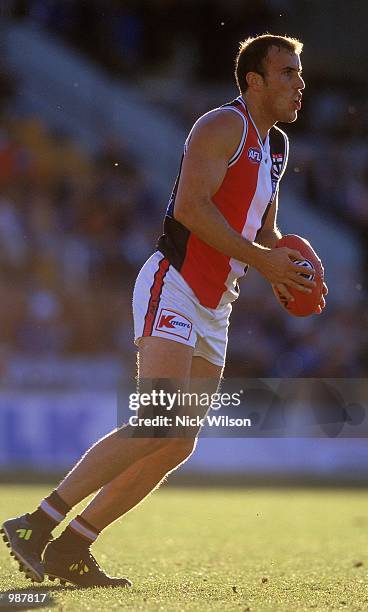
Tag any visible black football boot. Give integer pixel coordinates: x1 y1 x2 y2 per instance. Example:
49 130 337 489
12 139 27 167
43 541 132 588
1 514 52 582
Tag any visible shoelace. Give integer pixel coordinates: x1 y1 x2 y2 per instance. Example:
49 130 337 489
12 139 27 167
84 550 106 576
32 535 53 555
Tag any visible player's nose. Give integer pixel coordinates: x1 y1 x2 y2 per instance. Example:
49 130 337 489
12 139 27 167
297 74 305 90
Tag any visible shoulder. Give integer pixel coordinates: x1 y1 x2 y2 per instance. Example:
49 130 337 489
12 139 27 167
186 107 246 159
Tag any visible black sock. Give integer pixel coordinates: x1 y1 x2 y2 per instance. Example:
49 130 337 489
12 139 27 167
52 515 100 551
28 491 71 533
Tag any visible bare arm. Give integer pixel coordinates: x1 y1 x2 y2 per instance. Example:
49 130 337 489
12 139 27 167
175 110 263 265
257 194 282 248
174 111 315 292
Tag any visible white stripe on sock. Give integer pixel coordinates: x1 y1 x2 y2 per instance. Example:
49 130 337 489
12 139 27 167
69 519 98 542
40 499 65 523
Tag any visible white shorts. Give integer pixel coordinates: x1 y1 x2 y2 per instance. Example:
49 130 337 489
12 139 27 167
133 252 232 367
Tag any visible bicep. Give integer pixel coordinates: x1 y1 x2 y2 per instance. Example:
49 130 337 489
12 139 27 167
174 112 243 217
176 145 228 210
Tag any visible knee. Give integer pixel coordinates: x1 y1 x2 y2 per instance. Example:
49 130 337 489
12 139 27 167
117 428 172 458
160 438 197 466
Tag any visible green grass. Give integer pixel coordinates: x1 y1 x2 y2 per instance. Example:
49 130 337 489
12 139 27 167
1 485 368 611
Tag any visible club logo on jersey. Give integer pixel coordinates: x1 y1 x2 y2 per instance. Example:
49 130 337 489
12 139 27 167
271 153 284 179
155 308 192 340
269 152 284 202
247 147 262 164
295 259 314 280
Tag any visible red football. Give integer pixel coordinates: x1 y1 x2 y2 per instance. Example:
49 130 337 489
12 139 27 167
273 234 324 317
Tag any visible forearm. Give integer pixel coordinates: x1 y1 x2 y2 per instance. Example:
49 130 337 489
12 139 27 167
175 197 268 267
175 196 315 291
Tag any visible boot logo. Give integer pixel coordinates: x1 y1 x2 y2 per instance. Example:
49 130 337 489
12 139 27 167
69 561 90 575
16 528 32 540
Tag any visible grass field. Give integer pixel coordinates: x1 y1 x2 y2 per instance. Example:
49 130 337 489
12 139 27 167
0 485 368 611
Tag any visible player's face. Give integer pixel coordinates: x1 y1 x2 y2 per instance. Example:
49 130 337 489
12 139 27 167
261 47 305 124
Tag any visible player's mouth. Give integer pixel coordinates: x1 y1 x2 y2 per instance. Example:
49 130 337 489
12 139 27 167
292 96 302 111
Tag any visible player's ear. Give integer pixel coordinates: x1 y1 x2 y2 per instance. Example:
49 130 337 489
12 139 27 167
246 71 264 91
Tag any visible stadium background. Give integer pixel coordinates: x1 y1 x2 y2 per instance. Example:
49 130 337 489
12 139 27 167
0 0 367 481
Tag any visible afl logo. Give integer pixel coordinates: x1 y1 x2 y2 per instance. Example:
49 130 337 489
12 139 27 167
295 259 314 280
248 147 262 164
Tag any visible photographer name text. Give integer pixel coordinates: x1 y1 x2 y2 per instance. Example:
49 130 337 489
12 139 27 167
128 415 251 428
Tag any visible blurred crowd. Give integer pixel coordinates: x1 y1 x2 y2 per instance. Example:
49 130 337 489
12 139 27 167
13 0 279 81
0 113 159 371
0 1 366 379
0 110 366 378
10 0 368 263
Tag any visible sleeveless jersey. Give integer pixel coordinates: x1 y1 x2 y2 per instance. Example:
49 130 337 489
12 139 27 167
157 95 289 309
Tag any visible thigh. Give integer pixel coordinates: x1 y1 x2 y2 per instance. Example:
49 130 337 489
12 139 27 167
190 355 224 380
188 356 223 423
133 267 226 437
190 355 223 392
134 337 194 438
135 341 225 439
137 344 222 396
137 336 194 381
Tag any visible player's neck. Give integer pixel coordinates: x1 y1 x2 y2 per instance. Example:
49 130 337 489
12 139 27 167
242 92 273 143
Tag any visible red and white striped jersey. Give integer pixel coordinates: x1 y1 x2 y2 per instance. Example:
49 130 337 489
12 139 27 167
157 95 289 309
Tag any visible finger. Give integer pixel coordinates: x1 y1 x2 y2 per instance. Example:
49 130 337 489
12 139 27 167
319 295 326 309
290 261 316 278
285 249 304 261
284 279 313 293
275 283 294 302
322 282 328 295
314 305 322 314
289 271 316 288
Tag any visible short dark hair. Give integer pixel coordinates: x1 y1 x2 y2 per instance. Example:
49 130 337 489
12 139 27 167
235 34 303 93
